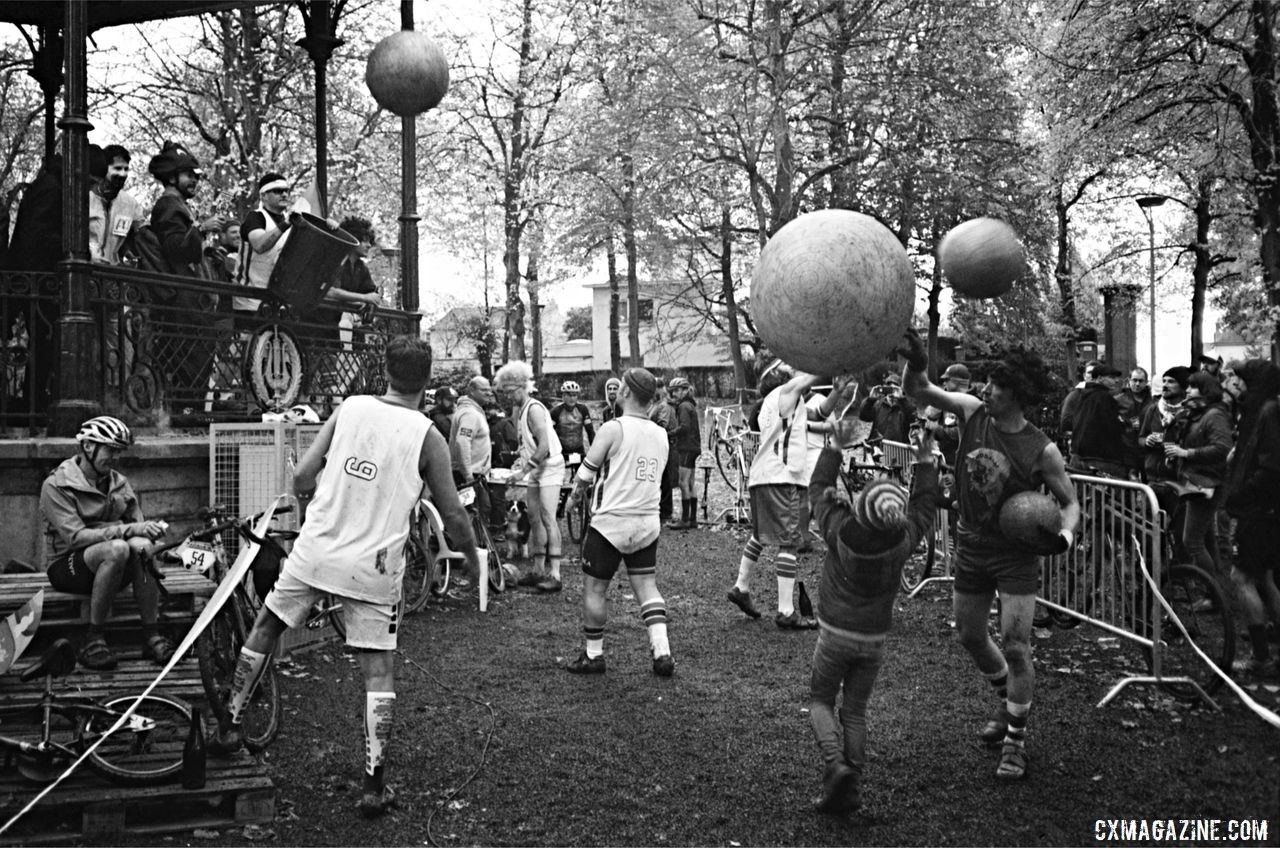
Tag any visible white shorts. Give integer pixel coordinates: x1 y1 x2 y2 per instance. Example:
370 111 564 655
265 566 401 651
526 456 567 488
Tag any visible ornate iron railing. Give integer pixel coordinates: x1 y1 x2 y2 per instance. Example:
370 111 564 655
0 266 419 433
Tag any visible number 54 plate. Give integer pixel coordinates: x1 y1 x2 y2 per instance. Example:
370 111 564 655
181 540 217 574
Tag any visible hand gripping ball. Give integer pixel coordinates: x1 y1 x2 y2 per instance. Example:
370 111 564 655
750 210 914 375
366 31 450 116
997 491 1061 550
937 217 1025 299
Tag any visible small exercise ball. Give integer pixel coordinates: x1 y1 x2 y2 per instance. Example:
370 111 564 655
750 210 914 376
937 217 1025 299
366 31 450 116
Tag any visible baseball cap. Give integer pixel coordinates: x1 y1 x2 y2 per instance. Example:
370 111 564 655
942 363 971 382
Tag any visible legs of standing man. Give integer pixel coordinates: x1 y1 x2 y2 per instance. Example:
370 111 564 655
526 482 562 593
357 649 397 817
677 463 698 529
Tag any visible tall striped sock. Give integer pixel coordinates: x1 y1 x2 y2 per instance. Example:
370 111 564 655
1004 700 1030 746
736 537 763 592
584 625 605 659
364 691 396 777
641 598 670 657
776 551 797 615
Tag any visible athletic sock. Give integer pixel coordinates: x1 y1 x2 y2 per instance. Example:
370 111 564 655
364 691 396 777
984 666 1009 702
547 553 562 581
1003 700 1030 746
776 551 797 616
531 553 546 577
584 625 605 659
641 598 670 657
227 647 269 725
687 498 697 526
736 538 763 592
1248 625 1272 662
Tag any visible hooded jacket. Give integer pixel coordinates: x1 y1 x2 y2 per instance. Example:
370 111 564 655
1224 361 1280 518
1165 399 1233 489
39 456 145 565
808 447 938 635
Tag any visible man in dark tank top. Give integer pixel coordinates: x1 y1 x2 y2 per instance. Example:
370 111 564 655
899 330 1079 783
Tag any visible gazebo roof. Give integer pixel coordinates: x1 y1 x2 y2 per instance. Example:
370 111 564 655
0 2 257 31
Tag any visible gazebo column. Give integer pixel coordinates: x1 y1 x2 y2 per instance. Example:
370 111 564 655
50 0 98 436
296 0 343 215
398 0 420 317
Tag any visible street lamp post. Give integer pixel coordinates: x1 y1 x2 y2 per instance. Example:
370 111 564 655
1137 195 1167 374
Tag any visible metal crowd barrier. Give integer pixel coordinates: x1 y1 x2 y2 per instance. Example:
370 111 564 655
883 439 955 595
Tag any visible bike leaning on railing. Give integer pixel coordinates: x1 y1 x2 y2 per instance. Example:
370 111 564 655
403 479 506 614
0 638 191 785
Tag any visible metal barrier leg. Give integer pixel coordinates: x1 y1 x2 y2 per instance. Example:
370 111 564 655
1098 675 1220 711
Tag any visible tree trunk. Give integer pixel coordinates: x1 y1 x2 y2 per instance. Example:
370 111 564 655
1190 177 1213 364
719 205 748 396
926 216 945 380
1055 185 1079 381
826 0 852 207
1242 0 1280 362
502 0 535 363
765 0 794 231
606 232 621 373
528 236 542 381
622 152 641 366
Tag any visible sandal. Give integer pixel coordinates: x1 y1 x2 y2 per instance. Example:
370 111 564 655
141 634 175 665
78 637 118 671
995 742 1028 780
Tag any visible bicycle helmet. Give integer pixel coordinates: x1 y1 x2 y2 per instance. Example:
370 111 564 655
284 404 321 423
560 380 581 393
668 376 691 390
75 416 133 449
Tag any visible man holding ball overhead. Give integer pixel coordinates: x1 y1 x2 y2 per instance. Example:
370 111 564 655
898 330 1078 781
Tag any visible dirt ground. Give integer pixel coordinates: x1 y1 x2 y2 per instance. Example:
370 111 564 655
96 458 1279 848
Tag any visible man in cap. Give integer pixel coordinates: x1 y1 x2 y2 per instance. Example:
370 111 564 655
1137 366 1191 483
923 363 972 467
236 172 294 323
666 376 701 529
858 371 915 444
148 141 227 275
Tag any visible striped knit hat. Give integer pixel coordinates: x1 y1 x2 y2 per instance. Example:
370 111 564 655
840 478 910 553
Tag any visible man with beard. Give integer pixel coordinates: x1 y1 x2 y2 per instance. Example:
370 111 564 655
1137 366 1192 484
89 144 145 266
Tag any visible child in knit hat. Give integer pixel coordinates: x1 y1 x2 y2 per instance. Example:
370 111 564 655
806 417 941 815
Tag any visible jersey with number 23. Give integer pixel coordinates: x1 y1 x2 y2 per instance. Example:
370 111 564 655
589 415 669 554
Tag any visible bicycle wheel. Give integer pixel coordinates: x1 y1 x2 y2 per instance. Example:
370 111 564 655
83 694 190 786
565 494 589 545
196 599 241 723
402 516 436 614
324 594 347 641
1151 563 1235 701
714 437 738 490
197 592 282 752
901 536 934 593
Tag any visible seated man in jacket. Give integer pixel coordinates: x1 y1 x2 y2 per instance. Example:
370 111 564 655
39 417 172 670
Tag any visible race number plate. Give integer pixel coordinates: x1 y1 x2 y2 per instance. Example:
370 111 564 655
181 540 217 574
567 452 582 465
458 486 476 507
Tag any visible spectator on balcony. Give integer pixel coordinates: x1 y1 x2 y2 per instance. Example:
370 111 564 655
203 220 241 285
236 172 293 323
300 216 382 398
39 416 173 670
89 144 144 266
147 141 227 276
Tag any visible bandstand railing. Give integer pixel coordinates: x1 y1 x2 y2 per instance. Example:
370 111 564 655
0 264 419 433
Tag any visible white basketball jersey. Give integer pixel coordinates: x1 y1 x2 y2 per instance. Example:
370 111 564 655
518 398 562 463
287 396 430 603
589 415 668 553
748 387 809 487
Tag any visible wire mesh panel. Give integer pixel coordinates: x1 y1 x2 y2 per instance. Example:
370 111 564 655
210 423 305 555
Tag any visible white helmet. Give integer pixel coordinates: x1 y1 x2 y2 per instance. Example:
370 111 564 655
76 416 133 449
284 404 320 423
560 380 581 393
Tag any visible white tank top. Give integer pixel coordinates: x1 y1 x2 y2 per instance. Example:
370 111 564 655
748 387 809 487
518 398 562 463
287 396 430 603
589 415 669 554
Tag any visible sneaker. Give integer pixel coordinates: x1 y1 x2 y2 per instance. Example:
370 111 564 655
1232 657 1280 678
776 611 808 630
727 587 762 619
566 652 606 674
535 576 562 593
666 520 690 531
359 784 397 818
517 571 543 588
979 708 1010 747
207 723 244 757
995 741 1028 780
815 761 859 814
652 654 675 677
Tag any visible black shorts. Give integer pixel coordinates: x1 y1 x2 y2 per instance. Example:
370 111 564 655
46 548 129 595
581 527 658 581
675 449 700 470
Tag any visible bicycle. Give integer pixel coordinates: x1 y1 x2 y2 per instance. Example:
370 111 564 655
0 637 191 785
403 479 505 614
558 454 590 545
158 503 305 753
704 408 757 524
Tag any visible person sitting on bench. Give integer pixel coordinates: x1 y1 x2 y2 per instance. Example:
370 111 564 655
39 416 173 670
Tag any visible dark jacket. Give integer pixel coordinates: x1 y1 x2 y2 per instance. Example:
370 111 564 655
809 446 938 635
150 192 204 275
5 157 62 272
1224 389 1280 518
1062 382 1127 466
858 394 915 444
673 395 701 453
1165 400 1233 490
1137 398 1183 482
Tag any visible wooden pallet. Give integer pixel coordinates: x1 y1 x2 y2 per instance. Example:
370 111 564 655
0 569 216 632
0 753 274 845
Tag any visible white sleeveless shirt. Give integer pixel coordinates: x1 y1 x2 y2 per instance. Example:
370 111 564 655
748 387 809 488
589 415 669 553
287 396 430 603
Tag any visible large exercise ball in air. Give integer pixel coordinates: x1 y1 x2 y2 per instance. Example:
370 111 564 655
937 217 1025 299
750 210 914 375
366 31 450 116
